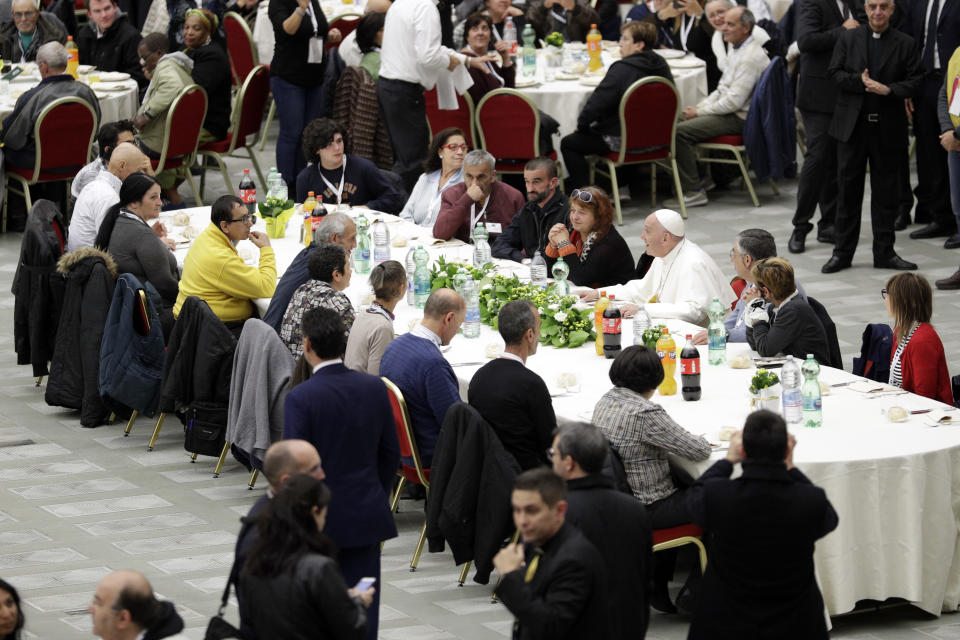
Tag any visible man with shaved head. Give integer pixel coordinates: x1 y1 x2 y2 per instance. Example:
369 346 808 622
68 142 155 251
89 570 189 639
577 210 736 325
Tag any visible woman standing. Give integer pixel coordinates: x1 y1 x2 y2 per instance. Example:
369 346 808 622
269 0 341 191
95 173 180 337
344 260 406 374
545 186 634 288
183 9 232 144
240 475 373 639
0 579 24 640
461 13 515 107
883 273 953 404
400 128 467 227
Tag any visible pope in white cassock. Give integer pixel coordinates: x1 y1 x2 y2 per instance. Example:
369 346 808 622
576 209 737 326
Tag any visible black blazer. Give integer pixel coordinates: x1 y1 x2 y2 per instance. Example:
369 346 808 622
796 0 865 113
497 522 609 640
903 0 960 73
686 459 839 640
746 295 831 366
828 25 921 145
565 475 652 640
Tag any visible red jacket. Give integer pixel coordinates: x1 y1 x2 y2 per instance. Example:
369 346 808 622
890 323 954 405
433 181 525 243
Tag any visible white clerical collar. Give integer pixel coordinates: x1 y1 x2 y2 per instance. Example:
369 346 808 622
500 351 525 365
411 323 443 349
311 358 343 373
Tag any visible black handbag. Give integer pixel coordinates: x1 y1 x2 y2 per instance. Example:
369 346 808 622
204 572 242 640
183 400 228 457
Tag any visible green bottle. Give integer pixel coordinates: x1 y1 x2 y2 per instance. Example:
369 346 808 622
354 212 371 275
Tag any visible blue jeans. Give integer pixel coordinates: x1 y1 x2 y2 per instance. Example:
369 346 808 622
950 150 960 232
270 76 325 189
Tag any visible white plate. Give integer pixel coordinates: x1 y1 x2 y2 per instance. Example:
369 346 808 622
91 82 128 92
579 76 602 87
77 64 95 74
97 71 131 82
669 57 706 69
513 78 539 88
555 71 581 81
655 48 686 59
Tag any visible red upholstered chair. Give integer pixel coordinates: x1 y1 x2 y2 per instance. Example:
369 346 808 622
382 376 431 570
588 76 683 224
224 11 259 86
327 13 362 49
652 524 707 572
198 65 271 197
3 96 98 232
151 84 207 205
424 86 476 149
475 88 560 182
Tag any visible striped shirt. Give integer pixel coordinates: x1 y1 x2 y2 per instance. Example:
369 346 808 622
592 386 712 504
279 280 355 358
889 322 919 389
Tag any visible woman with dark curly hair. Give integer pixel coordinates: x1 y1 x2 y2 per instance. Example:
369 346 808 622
399 127 466 226
239 474 373 639
0 579 24 640
295 117 405 212
545 186 634 288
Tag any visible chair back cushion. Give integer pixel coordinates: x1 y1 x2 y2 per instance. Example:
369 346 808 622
476 90 537 160
424 87 474 148
224 11 258 80
165 86 208 160
36 98 98 175
327 14 362 49
235 66 271 144
620 78 677 153
383 378 416 459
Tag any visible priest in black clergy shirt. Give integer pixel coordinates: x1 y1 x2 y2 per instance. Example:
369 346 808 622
295 117 406 213
468 299 556 470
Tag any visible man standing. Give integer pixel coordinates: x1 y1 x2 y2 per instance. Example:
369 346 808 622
665 6 769 208
685 410 838 639
283 307 400 640
789 0 864 253
550 422 652 640
89 571 189 640
904 0 960 244
494 468 608 639
0 0 66 63
578 209 737 326
434 149 524 243
379 288 464 467
469 300 556 470
492 157 570 266
78 0 147 91
822 0 922 273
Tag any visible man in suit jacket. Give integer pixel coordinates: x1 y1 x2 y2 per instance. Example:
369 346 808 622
822 0 922 274
494 468 609 640
903 0 960 244
550 422 652 640
686 410 838 639
283 307 401 640
790 0 864 253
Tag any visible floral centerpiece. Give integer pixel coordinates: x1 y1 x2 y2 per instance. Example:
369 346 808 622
749 368 781 411
641 324 668 352
258 195 296 238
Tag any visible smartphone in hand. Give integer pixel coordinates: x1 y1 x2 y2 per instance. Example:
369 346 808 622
353 577 376 592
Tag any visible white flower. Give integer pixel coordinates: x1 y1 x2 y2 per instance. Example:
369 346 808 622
538 307 545 315
548 303 560 311
482 282 493 290
554 311 568 322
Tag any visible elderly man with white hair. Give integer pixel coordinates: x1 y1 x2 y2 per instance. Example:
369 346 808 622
432 149 525 243
577 209 736 326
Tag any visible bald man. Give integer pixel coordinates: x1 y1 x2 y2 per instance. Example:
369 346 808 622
68 142 155 252
578 210 736 326
89 570 188 640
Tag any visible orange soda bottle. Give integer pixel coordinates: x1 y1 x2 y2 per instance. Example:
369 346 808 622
594 290 610 356
656 327 677 395
587 24 603 72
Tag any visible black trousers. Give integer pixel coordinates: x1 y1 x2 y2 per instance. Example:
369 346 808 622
647 488 696 590
377 78 430 194
913 71 957 230
793 109 837 234
834 118 900 262
338 543 382 640
560 131 610 191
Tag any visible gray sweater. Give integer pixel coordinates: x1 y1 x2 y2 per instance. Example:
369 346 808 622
344 306 395 375
107 214 180 306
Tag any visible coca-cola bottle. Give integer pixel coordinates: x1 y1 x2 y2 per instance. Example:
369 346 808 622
680 334 701 401
238 168 257 216
602 296 622 359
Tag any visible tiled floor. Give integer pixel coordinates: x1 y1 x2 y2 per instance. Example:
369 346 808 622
1 128 959 639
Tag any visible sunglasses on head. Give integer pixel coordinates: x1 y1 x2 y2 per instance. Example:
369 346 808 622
570 189 593 203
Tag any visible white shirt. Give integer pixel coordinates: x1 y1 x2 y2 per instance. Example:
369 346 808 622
340 29 363 67
67 170 122 252
71 158 107 199
400 167 464 226
922 0 945 68
606 238 738 326
312 358 344 373
380 0 466 88
411 323 443 349
500 351 525 365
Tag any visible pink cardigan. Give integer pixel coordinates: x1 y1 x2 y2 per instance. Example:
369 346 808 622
891 323 954 405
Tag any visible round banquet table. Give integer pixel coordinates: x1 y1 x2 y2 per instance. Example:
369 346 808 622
253 0 367 65
165 205 960 618
0 68 139 126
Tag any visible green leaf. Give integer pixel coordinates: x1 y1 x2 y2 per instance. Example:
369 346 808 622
568 330 589 348
541 324 559 336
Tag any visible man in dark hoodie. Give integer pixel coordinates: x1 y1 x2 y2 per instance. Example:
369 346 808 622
78 0 148 92
560 20 673 189
89 570 190 640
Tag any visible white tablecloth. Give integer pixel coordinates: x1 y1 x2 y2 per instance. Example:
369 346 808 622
253 0 366 65
166 205 960 618
0 71 138 127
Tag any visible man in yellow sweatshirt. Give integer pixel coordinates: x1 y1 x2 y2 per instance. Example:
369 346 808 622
174 195 277 325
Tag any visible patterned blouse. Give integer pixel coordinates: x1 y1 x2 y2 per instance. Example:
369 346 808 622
279 279 355 358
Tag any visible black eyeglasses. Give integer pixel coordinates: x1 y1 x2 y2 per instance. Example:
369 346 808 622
227 213 256 224
881 288 887 300
570 189 593 203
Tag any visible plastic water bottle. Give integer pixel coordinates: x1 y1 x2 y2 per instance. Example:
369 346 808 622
781 355 803 425
551 255 570 296
405 246 417 306
472 223 491 267
504 17 518 55
632 303 651 345
372 219 390 264
801 354 823 428
707 296 727 365
462 278 481 338
530 250 547 288
413 245 430 308
680 334 701 401
452 267 469 297
355 212 372 274
521 24 537 80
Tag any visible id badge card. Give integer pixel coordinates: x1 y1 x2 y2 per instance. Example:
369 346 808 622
485 222 502 234
308 36 324 64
